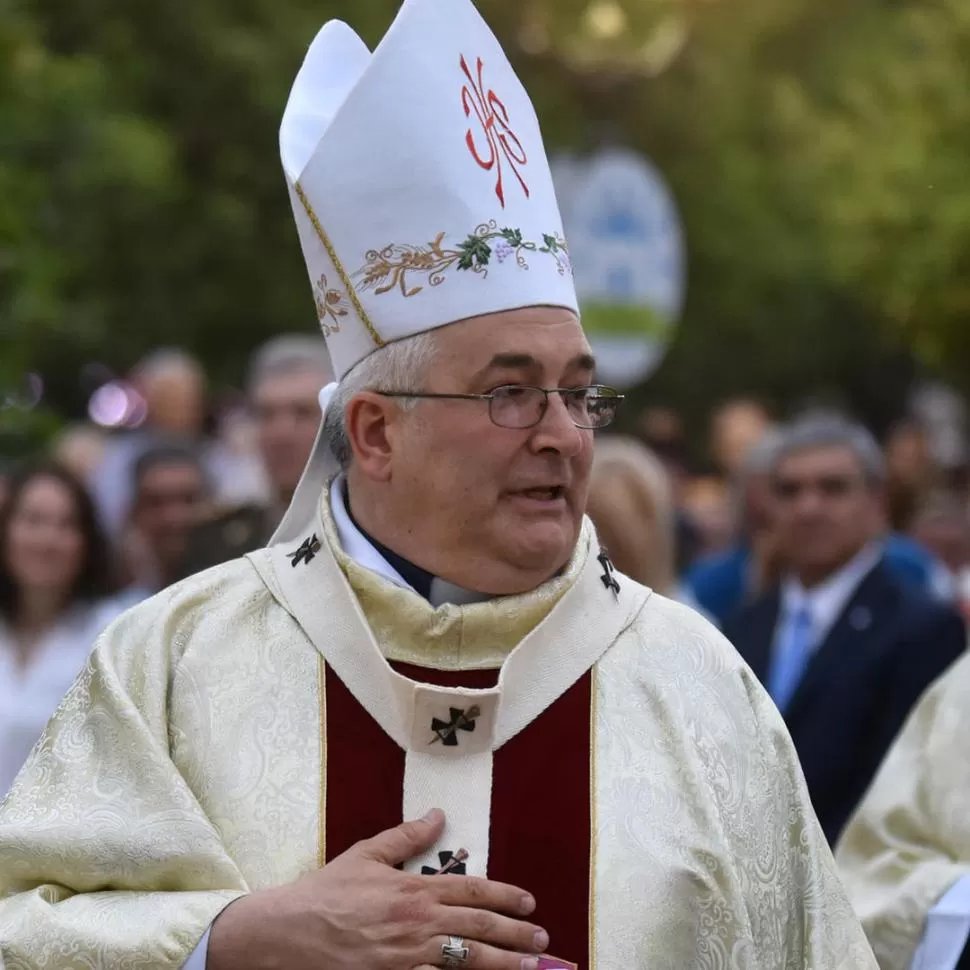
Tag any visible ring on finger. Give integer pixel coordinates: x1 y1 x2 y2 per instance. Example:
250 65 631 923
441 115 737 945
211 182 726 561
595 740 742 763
441 935 470 967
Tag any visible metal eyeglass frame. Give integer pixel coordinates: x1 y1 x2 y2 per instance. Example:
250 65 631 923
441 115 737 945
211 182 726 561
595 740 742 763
375 384 623 430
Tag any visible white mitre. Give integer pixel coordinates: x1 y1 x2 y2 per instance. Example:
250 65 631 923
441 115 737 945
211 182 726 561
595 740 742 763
273 0 577 543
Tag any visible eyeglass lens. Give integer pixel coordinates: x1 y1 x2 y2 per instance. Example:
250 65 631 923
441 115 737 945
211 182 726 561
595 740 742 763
489 386 618 429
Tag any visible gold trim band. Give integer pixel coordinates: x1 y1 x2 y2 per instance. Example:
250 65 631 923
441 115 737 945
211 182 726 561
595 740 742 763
295 181 385 349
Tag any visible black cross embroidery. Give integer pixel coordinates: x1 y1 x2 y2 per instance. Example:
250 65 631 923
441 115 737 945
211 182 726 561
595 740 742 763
597 549 620 597
422 848 468 875
429 706 481 746
288 534 321 567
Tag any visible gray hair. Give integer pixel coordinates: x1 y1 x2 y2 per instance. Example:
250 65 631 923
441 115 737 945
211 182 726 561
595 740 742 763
247 335 333 394
739 426 784 480
133 348 204 383
323 332 438 469
772 415 886 485
726 426 783 533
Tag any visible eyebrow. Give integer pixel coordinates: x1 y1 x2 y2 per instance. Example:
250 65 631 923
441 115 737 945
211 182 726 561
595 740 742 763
472 352 597 382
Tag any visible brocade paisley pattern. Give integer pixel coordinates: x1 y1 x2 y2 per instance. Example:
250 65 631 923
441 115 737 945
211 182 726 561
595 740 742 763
0 532 877 968
836 651 970 970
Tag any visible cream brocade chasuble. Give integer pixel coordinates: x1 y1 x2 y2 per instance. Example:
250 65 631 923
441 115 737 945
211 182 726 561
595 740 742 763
835 650 970 970
0 494 875 969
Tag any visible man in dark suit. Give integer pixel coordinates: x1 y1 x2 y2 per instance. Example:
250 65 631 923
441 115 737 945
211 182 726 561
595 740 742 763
724 415 966 845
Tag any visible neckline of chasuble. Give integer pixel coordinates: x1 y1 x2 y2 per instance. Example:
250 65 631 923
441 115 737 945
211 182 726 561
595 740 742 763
317 487 584 670
254 486 650 753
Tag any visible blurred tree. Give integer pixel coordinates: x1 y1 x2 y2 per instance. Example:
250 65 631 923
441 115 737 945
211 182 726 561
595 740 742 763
769 0 970 383
1 0 959 441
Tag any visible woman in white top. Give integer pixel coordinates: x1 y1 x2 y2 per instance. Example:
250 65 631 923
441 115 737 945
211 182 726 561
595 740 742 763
0 461 123 797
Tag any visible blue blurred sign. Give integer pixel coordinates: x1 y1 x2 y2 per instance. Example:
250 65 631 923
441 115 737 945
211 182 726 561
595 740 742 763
553 148 685 388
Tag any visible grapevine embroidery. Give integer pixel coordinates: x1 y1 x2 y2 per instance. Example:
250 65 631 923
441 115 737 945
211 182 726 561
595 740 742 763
353 220 571 299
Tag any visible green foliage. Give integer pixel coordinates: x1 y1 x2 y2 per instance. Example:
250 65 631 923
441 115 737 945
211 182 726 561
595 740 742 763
1 0 964 433
456 234 493 271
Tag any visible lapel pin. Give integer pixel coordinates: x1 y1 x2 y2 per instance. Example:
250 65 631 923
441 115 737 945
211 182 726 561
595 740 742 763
288 534 321 567
850 606 872 631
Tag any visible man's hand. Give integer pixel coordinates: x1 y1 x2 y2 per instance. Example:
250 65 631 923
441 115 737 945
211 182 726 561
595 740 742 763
207 808 549 970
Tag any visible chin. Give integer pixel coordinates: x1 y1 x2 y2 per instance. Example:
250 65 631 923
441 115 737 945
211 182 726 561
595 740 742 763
504 518 581 573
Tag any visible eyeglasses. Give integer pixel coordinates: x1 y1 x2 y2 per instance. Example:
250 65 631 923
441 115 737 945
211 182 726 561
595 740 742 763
377 384 623 430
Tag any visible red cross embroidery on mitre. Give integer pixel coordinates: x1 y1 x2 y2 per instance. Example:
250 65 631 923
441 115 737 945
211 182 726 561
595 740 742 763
460 54 530 208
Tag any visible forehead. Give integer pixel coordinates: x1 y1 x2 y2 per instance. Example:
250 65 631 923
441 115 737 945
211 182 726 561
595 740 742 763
141 462 203 488
776 445 866 478
435 307 590 366
18 476 74 512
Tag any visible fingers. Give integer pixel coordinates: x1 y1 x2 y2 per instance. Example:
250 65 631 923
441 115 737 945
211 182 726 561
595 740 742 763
425 936 543 970
355 808 446 866
441 907 548 955
431 874 536 917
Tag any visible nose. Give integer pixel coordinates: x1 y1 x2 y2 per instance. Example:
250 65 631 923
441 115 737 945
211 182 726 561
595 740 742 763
528 391 586 457
792 487 826 519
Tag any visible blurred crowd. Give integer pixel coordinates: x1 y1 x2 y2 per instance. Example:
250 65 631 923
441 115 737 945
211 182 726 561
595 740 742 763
2 348 969 841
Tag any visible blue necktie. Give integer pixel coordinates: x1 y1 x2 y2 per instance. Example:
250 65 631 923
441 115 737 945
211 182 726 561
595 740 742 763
768 605 814 713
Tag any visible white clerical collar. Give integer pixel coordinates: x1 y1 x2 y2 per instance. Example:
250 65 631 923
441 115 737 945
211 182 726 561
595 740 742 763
781 541 882 647
328 476 493 607
329 476 411 592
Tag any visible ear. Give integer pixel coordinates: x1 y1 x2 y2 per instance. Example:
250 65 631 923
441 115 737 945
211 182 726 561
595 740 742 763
345 392 404 483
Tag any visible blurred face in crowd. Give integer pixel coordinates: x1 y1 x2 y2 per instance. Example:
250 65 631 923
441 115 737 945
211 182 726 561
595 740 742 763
886 422 930 487
142 364 206 437
52 425 106 483
4 475 86 601
253 369 325 501
912 512 970 573
347 308 597 595
772 445 883 586
133 460 208 574
713 401 771 477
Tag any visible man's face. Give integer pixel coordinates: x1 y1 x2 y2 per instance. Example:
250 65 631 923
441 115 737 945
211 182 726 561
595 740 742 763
382 308 595 589
253 370 324 500
144 368 205 436
772 446 882 580
713 403 770 476
134 461 207 569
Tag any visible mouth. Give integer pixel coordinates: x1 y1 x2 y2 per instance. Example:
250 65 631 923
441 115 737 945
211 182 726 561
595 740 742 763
507 484 568 509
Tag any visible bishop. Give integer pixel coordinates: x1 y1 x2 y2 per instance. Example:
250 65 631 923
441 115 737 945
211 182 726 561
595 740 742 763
0 1 876 968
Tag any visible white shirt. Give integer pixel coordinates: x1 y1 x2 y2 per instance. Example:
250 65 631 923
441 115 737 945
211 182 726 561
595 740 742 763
775 542 883 654
0 600 125 797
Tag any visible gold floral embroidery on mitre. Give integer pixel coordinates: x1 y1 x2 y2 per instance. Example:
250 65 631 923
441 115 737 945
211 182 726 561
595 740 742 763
352 220 571 299
313 273 349 336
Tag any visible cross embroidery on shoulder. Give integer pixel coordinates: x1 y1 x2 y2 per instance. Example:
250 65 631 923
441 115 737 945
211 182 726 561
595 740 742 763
288 534 321 567
422 848 468 875
597 549 620 598
429 706 481 746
